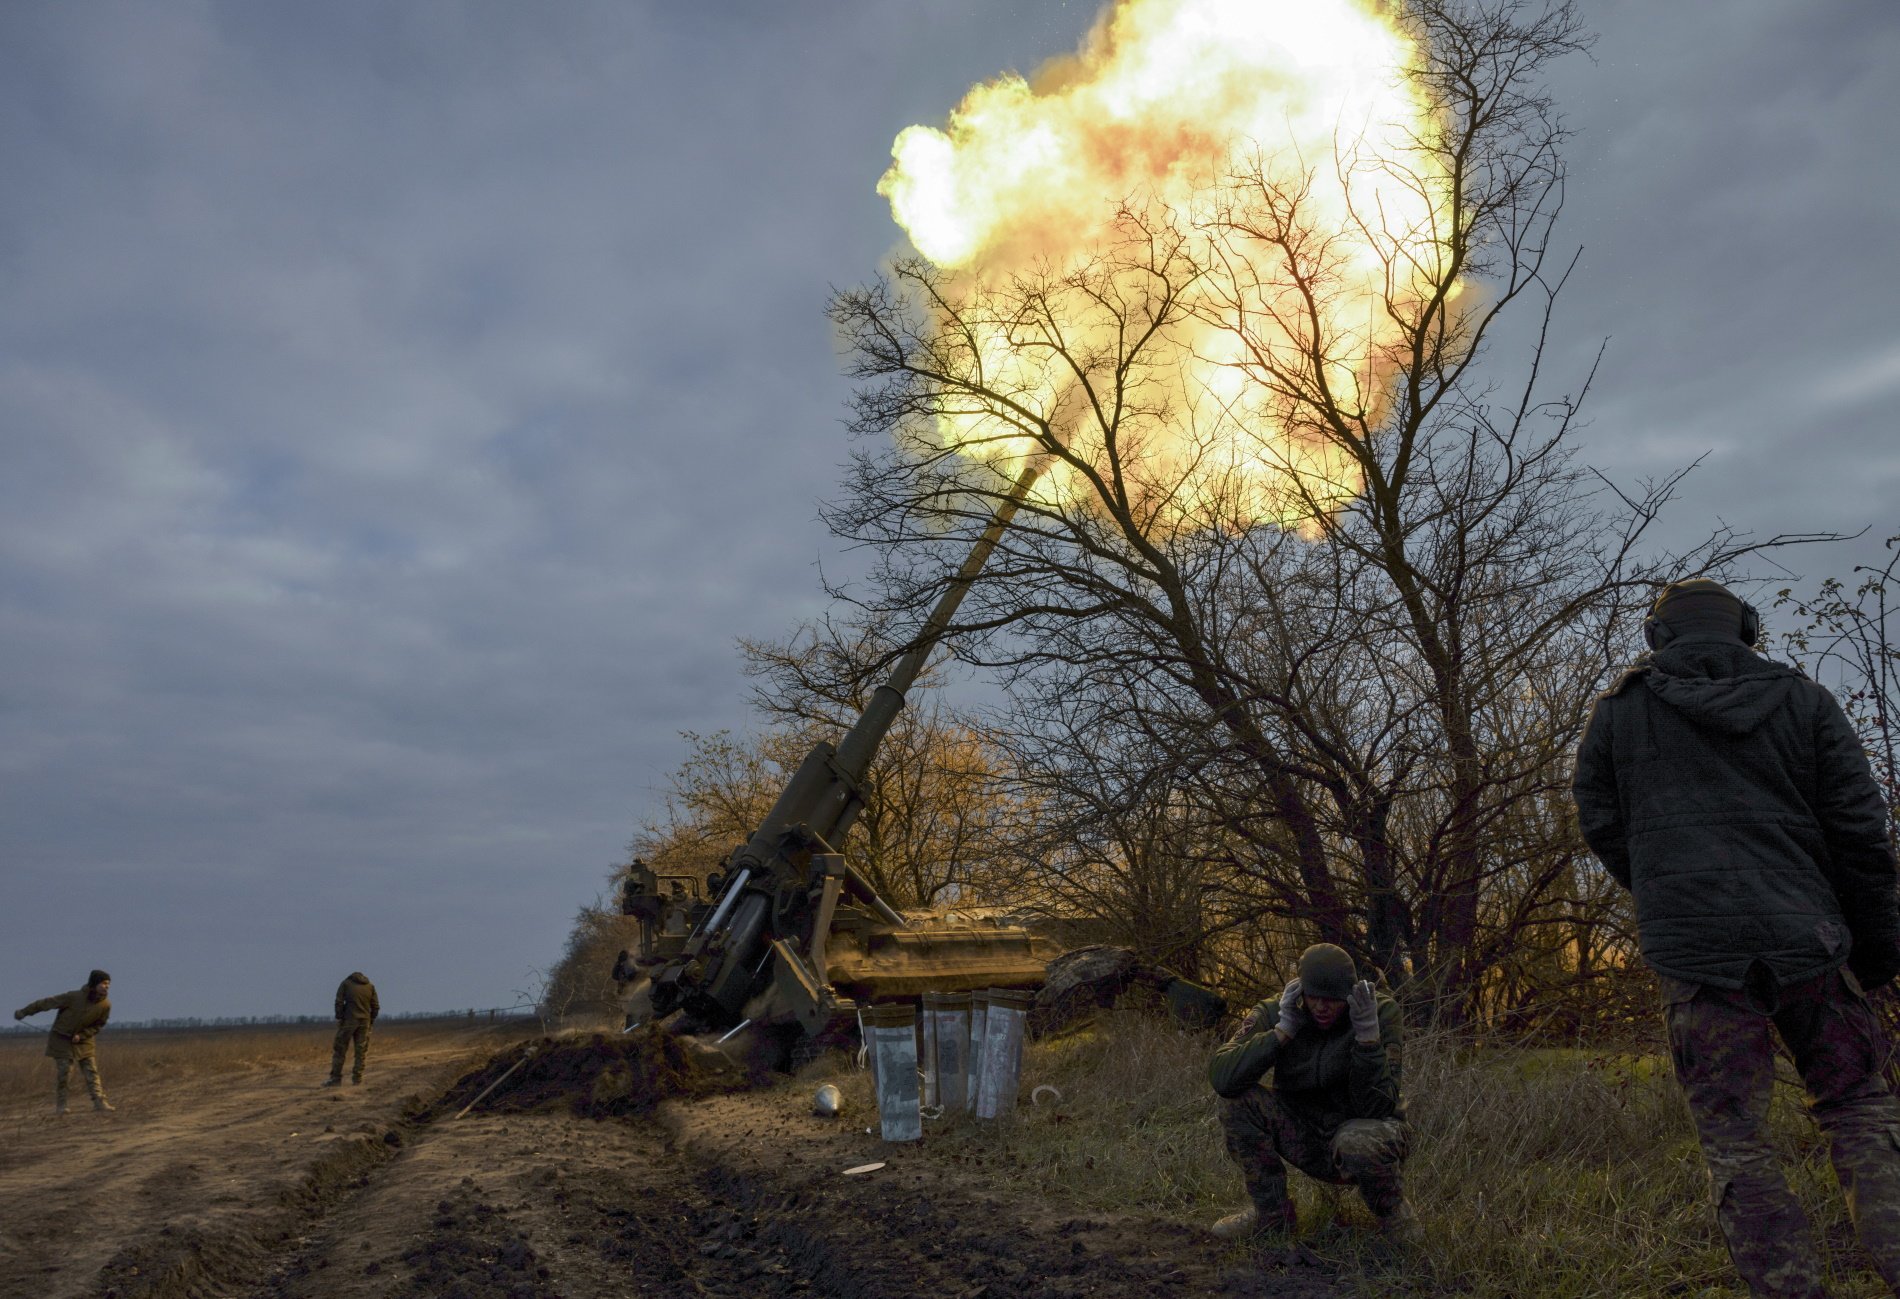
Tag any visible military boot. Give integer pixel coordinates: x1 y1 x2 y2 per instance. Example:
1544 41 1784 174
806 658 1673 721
54 1098 68 1117
93 1099 115 1113
1211 1197 1298 1241
1379 1199 1424 1249
321 1077 342 1088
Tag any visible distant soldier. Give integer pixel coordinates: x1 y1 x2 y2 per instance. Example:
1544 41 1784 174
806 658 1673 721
13 969 115 1114
620 859 663 955
1574 578 1900 1297
1207 943 1419 1247
324 971 380 1087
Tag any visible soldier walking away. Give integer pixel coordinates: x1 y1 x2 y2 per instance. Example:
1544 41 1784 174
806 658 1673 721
1207 943 1420 1248
13 970 115 1114
325 971 380 1087
1574 578 1900 1298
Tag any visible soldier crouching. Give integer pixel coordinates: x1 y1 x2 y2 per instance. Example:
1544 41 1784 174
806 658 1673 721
1208 943 1420 1248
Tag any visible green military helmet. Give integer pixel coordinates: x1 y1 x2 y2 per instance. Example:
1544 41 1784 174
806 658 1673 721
1296 943 1357 1000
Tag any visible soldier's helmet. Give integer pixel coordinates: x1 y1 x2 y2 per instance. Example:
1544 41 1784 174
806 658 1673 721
1296 943 1356 1000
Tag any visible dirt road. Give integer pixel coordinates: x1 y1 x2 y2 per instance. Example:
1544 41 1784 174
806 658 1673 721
0 1030 1344 1299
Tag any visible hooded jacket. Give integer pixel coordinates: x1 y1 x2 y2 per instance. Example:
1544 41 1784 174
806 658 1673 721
335 973 379 1025
1573 636 1899 990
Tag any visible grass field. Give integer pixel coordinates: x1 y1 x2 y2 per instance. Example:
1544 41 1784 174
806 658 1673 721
811 1011 1894 1299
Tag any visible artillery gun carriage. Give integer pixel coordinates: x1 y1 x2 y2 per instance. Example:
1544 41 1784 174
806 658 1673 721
614 472 1063 1060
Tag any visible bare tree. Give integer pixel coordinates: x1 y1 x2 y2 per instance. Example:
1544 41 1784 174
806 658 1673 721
1775 534 1900 1078
1776 535 1900 825
826 0 1823 1023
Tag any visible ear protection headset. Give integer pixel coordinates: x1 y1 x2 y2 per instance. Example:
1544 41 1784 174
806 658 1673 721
1642 583 1760 651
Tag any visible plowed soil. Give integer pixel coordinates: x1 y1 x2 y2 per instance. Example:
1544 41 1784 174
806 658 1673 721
0 1027 1344 1299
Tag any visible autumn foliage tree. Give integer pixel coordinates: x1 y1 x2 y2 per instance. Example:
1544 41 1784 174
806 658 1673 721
625 617 1019 911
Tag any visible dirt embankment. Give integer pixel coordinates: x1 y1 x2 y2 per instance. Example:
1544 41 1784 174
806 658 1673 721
0 1028 1344 1299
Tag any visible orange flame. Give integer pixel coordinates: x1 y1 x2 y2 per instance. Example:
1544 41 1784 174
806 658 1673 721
879 0 1448 529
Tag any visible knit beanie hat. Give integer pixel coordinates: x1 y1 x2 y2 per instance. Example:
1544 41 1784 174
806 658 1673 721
1296 943 1356 1000
1650 578 1747 642
87 969 110 988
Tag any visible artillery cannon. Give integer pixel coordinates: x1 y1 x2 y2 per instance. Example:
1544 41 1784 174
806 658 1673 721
620 468 1062 1054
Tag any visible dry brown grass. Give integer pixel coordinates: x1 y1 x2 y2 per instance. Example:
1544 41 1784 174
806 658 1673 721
801 1010 1896 1298
0 1019 487 1107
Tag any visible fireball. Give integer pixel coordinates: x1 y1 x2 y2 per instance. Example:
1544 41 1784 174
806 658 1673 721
878 0 1449 529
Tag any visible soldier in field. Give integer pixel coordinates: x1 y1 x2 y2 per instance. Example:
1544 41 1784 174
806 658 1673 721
1207 942 1420 1248
13 969 115 1115
1574 577 1900 1298
324 971 380 1087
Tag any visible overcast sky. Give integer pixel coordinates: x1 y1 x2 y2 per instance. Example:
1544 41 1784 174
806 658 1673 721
3 1 1895 1021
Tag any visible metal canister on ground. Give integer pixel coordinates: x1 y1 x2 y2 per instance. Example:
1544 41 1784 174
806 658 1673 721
975 988 1033 1119
920 998 938 1108
863 1003 923 1142
965 991 990 1113
923 991 972 1114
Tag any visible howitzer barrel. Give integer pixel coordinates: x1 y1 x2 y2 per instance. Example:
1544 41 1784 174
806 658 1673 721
830 460 1042 789
737 460 1043 861
651 461 1043 1028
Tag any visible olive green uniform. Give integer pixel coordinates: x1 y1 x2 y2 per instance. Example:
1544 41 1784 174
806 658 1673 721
330 972 379 1083
15 987 112 1110
1209 993 1407 1220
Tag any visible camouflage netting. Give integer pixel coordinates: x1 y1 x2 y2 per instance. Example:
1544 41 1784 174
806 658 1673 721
435 1030 737 1120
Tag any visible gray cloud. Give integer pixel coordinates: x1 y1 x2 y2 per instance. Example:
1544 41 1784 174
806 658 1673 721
2 0 1894 1018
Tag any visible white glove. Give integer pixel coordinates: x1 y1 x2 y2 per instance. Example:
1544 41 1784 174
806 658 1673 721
1347 979 1380 1043
1275 978 1308 1038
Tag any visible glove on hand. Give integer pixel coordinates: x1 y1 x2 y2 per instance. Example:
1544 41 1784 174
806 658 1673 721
1347 980 1381 1043
1275 979 1308 1038
1849 937 1900 992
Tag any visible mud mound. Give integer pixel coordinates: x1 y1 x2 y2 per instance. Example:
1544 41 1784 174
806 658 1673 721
397 1181 561 1299
434 1031 733 1120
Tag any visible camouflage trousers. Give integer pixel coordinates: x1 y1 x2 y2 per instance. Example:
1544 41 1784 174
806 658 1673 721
1664 966 1900 1298
1219 1087 1410 1217
330 1021 371 1082
54 1055 107 1107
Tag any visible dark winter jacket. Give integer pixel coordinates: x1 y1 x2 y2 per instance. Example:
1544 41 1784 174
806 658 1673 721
1207 992 1403 1130
335 973 380 1024
1572 636 1899 990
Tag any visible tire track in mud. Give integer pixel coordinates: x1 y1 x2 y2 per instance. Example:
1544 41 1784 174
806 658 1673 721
91 1119 413 1299
185 1103 1342 1299
645 1150 1337 1299
78 1034 1346 1299
327 1122 1319 1299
